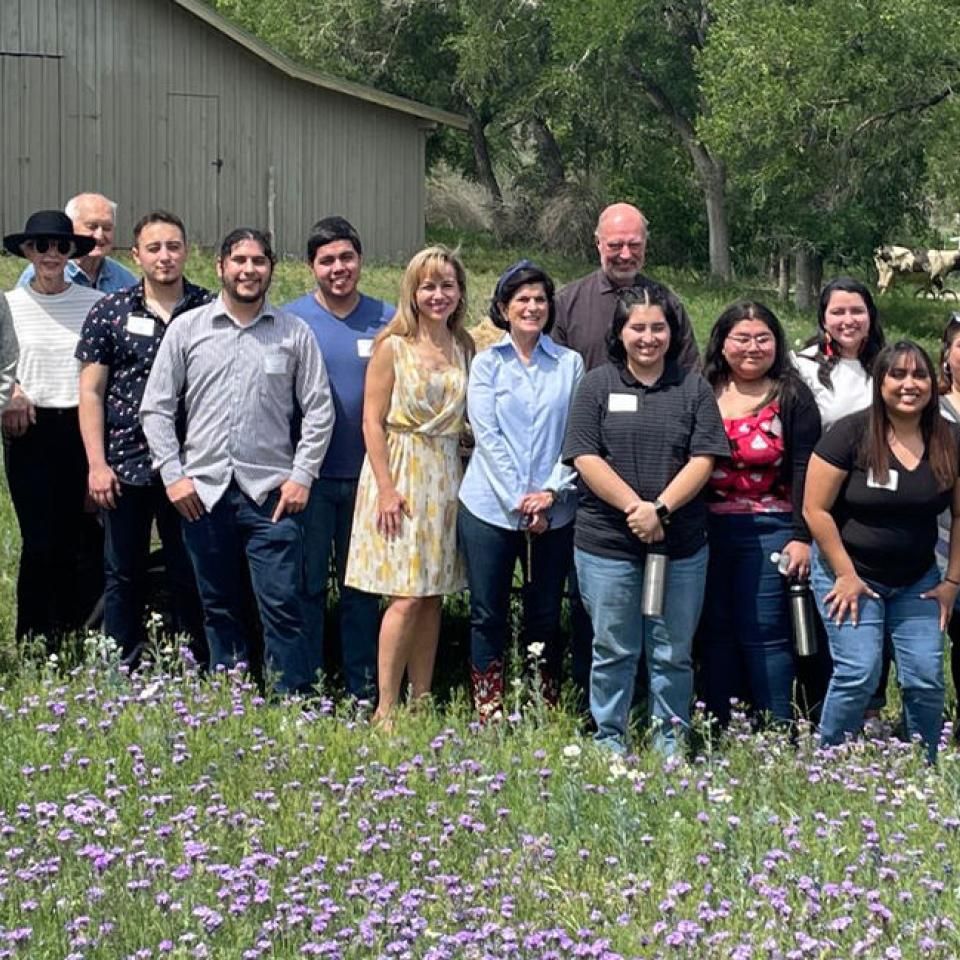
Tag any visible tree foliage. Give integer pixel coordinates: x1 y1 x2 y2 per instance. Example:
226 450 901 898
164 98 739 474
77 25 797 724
205 0 960 278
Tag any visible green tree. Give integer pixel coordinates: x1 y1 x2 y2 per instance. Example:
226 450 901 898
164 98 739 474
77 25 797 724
701 0 960 301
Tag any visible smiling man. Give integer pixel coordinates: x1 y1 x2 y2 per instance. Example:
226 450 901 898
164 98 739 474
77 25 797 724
553 202 699 373
18 193 137 293
76 211 212 667
140 228 335 694
284 217 393 698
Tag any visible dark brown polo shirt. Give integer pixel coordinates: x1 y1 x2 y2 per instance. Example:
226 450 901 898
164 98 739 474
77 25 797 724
553 269 700 373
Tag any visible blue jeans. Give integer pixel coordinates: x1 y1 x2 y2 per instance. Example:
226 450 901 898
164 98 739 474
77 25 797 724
103 479 205 667
457 504 573 679
698 513 795 725
181 482 310 694
302 478 380 697
576 545 708 756
811 551 944 760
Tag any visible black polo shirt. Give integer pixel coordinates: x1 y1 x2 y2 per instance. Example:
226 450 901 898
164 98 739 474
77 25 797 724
562 360 729 560
75 279 213 485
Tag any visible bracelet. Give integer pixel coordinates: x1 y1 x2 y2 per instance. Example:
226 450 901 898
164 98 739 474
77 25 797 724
945 577 960 587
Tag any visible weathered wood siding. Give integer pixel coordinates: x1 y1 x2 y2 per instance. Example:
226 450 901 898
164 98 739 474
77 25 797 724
0 0 429 259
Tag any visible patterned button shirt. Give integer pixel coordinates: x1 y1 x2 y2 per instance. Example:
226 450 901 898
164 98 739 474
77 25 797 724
75 279 213 485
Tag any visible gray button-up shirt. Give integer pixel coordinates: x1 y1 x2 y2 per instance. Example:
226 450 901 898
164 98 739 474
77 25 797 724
140 294 335 510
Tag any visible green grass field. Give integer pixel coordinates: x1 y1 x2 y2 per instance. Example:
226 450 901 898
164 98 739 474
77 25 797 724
2 241 960 958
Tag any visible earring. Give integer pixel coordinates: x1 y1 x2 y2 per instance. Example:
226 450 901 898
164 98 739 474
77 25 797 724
823 332 833 359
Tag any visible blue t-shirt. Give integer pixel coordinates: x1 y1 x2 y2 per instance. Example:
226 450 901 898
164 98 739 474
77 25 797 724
284 292 393 479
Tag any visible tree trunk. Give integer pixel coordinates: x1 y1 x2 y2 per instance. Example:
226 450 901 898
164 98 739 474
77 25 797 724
702 164 732 281
778 254 790 302
465 103 502 205
794 248 813 310
529 114 565 191
811 254 823 300
627 66 732 281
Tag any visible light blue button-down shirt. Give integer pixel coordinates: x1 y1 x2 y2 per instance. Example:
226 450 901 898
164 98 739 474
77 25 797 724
18 256 138 293
459 332 583 530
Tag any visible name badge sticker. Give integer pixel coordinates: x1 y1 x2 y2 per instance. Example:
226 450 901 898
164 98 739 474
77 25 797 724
264 353 289 375
357 339 373 358
608 393 638 413
126 314 156 337
866 468 899 491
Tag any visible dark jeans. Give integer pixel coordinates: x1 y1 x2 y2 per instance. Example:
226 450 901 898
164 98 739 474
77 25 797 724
103 479 205 667
4 408 103 644
457 504 573 680
301 478 380 697
181 482 310 694
697 513 795 725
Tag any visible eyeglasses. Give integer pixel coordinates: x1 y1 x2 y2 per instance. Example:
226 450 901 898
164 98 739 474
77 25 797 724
28 238 73 255
726 333 775 348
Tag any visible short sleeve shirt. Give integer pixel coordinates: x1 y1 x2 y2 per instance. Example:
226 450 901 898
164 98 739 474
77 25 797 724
75 279 213 484
814 409 959 586
562 361 729 560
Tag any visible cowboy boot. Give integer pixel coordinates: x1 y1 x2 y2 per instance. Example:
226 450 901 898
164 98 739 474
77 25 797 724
471 659 504 723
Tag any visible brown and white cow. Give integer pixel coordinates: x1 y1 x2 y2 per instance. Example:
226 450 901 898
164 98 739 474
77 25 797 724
874 245 960 298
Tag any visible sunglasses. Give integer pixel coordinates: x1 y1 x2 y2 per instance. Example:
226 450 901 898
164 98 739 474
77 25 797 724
28 237 74 255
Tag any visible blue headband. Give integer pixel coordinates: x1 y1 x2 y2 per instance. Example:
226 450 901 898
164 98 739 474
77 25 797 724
494 259 538 303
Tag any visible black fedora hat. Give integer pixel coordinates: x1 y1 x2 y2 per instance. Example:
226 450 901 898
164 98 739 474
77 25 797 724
3 209 96 259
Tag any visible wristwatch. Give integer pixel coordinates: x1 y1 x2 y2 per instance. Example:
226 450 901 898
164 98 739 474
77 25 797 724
653 498 671 525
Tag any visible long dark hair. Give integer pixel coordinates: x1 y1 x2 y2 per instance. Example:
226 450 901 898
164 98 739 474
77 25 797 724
704 300 815 482
798 277 885 390
703 299 799 399
938 312 960 395
860 341 957 490
606 282 680 366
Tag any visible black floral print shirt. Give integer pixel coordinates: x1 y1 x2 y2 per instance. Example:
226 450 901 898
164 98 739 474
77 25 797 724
75 279 213 485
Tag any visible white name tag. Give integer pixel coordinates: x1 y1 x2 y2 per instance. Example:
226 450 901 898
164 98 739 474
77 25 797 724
264 353 288 375
126 314 156 337
357 338 373 358
866 468 899 491
608 393 638 413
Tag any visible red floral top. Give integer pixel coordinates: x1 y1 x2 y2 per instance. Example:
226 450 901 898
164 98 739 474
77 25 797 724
707 399 793 514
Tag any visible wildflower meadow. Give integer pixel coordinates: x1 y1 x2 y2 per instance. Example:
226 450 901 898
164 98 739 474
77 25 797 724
1 637 960 960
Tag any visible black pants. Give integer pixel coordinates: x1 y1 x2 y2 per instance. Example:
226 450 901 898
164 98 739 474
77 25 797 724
103 479 205 667
4 408 103 646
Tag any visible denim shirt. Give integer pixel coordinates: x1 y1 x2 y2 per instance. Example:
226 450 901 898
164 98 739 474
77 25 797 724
459 332 583 530
19 256 138 293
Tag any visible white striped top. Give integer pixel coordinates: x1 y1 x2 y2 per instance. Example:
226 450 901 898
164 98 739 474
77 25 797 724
6 283 104 407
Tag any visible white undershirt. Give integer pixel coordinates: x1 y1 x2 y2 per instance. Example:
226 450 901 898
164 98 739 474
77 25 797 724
792 345 872 430
6 283 104 407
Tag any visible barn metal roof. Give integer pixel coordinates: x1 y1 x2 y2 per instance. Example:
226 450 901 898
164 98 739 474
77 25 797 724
172 0 469 131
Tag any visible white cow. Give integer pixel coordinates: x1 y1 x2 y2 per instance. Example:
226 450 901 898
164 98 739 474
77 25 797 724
874 245 960 298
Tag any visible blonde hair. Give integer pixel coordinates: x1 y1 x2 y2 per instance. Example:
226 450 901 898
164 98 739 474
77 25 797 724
375 245 475 359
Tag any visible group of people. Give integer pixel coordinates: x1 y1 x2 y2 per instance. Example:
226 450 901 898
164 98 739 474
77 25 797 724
2 195 959 760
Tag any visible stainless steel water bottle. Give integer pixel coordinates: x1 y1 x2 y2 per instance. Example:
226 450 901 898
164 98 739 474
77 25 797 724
788 577 818 657
641 546 669 617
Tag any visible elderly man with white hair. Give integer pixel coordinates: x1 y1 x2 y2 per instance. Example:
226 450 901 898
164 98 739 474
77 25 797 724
18 192 137 293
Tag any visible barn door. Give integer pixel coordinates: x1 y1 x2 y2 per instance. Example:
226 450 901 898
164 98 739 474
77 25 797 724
0 53 63 231
166 93 221 247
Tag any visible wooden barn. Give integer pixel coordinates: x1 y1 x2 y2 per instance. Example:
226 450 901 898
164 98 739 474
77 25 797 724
0 0 466 259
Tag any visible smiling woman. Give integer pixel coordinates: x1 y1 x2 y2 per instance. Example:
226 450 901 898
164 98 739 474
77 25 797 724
696 301 821 729
2 210 106 644
803 340 960 761
344 245 475 726
560 283 730 757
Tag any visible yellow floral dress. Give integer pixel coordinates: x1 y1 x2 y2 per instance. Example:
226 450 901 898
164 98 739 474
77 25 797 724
345 335 468 597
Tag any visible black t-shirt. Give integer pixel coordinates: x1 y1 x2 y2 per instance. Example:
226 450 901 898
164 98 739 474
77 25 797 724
561 360 729 560
814 409 959 586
